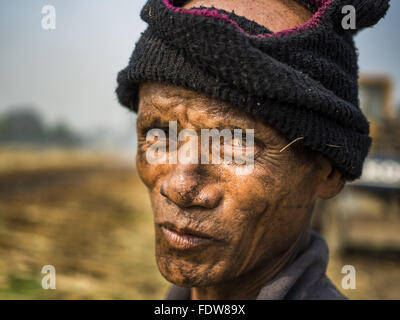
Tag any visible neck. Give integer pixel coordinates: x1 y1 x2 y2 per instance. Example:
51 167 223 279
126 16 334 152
191 229 310 300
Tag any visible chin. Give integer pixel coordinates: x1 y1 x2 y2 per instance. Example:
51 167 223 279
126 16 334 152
155 249 228 288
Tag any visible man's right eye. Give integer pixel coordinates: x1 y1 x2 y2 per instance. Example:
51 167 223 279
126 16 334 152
140 126 169 136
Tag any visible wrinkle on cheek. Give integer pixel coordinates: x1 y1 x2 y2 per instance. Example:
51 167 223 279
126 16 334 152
214 173 273 276
233 202 270 275
136 156 168 191
258 152 292 178
258 169 277 190
233 184 302 276
226 159 313 275
257 149 317 208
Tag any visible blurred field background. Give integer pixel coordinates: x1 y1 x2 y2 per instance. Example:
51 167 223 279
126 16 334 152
0 147 171 299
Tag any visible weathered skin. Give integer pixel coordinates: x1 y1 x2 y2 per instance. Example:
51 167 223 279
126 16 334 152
135 0 344 300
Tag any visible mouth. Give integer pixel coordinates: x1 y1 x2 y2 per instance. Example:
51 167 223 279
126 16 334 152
159 222 215 250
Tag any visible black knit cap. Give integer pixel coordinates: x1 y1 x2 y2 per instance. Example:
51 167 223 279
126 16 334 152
116 0 390 180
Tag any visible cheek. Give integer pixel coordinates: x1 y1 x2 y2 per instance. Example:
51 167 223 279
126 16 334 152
222 166 314 271
222 165 280 216
136 152 169 190
216 168 278 251
254 164 318 244
221 163 309 241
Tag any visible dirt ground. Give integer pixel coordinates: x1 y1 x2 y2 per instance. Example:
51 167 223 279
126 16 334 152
0 148 399 299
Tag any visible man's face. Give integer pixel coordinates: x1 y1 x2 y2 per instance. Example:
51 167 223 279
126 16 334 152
136 82 332 288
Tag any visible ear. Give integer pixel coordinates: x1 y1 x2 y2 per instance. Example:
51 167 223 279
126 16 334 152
315 154 345 200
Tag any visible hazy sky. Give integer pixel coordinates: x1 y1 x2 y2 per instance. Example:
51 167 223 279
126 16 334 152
1 0 399 133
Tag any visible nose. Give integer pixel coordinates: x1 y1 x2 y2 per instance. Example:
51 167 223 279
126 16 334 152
160 164 223 209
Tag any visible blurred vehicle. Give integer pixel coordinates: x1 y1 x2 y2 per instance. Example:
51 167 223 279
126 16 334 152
313 74 400 254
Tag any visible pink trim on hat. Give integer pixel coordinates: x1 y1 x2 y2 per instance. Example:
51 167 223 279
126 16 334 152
162 0 333 38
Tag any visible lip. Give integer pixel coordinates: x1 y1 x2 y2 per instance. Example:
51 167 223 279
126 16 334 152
159 223 215 250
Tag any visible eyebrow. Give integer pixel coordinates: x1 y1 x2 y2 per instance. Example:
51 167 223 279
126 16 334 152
137 116 169 130
139 93 257 132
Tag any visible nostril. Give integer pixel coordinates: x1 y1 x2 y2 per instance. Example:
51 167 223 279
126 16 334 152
159 174 223 209
196 186 223 209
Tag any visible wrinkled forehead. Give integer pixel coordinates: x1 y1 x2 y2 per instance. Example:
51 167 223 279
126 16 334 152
137 81 289 145
138 82 255 125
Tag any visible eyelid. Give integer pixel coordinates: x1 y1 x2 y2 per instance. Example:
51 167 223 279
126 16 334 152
138 118 168 131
